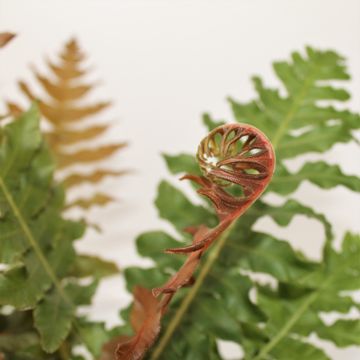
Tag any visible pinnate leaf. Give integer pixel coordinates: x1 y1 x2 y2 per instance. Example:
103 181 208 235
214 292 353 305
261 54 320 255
270 162 360 195
155 180 217 232
34 290 74 353
0 106 112 357
116 47 360 359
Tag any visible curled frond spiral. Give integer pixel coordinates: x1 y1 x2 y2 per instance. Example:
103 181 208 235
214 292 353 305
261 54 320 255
115 124 275 360
195 123 275 218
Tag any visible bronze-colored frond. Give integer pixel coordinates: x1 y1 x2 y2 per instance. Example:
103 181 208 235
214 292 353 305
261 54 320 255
115 123 275 359
9 38 126 210
0 32 15 48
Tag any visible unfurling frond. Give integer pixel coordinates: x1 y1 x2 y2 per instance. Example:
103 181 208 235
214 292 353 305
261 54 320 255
115 123 275 359
111 47 360 360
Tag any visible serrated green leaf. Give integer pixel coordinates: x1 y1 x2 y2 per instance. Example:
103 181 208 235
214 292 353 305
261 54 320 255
229 47 360 161
65 280 98 306
0 106 54 264
271 337 330 360
153 324 221 360
0 234 75 310
250 232 360 359
277 124 352 158
270 161 360 195
0 106 112 356
224 231 319 283
321 232 360 291
34 289 74 353
136 231 184 270
193 296 242 341
257 287 321 337
124 267 168 291
78 321 112 357
317 319 360 347
252 198 333 241
0 106 42 179
155 180 217 232
0 259 51 310
203 270 265 324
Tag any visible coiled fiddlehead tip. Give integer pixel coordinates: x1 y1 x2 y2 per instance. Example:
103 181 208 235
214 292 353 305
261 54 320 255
194 123 275 219
115 123 276 360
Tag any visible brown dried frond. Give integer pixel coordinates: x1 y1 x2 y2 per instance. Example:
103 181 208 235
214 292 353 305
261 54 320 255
65 192 115 210
8 38 126 210
0 32 15 48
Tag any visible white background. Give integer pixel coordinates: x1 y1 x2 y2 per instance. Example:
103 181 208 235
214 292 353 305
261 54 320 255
1 0 360 359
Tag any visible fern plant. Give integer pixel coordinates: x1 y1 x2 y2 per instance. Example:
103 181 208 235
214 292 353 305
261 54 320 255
8 38 126 210
114 47 360 359
0 106 119 359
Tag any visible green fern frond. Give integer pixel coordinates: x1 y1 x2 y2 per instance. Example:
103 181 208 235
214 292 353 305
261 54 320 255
117 47 360 359
0 106 118 358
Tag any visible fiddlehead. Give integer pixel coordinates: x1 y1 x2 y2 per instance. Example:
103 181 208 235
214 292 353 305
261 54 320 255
197 123 274 216
115 123 275 360
164 123 275 255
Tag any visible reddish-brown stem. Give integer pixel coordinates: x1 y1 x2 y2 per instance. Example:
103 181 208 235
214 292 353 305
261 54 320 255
115 123 275 360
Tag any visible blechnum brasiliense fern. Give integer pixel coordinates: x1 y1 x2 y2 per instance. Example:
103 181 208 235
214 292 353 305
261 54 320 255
115 47 360 359
0 106 119 359
0 34 122 359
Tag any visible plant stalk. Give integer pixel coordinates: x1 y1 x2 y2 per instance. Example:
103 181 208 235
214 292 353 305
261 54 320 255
150 222 236 359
